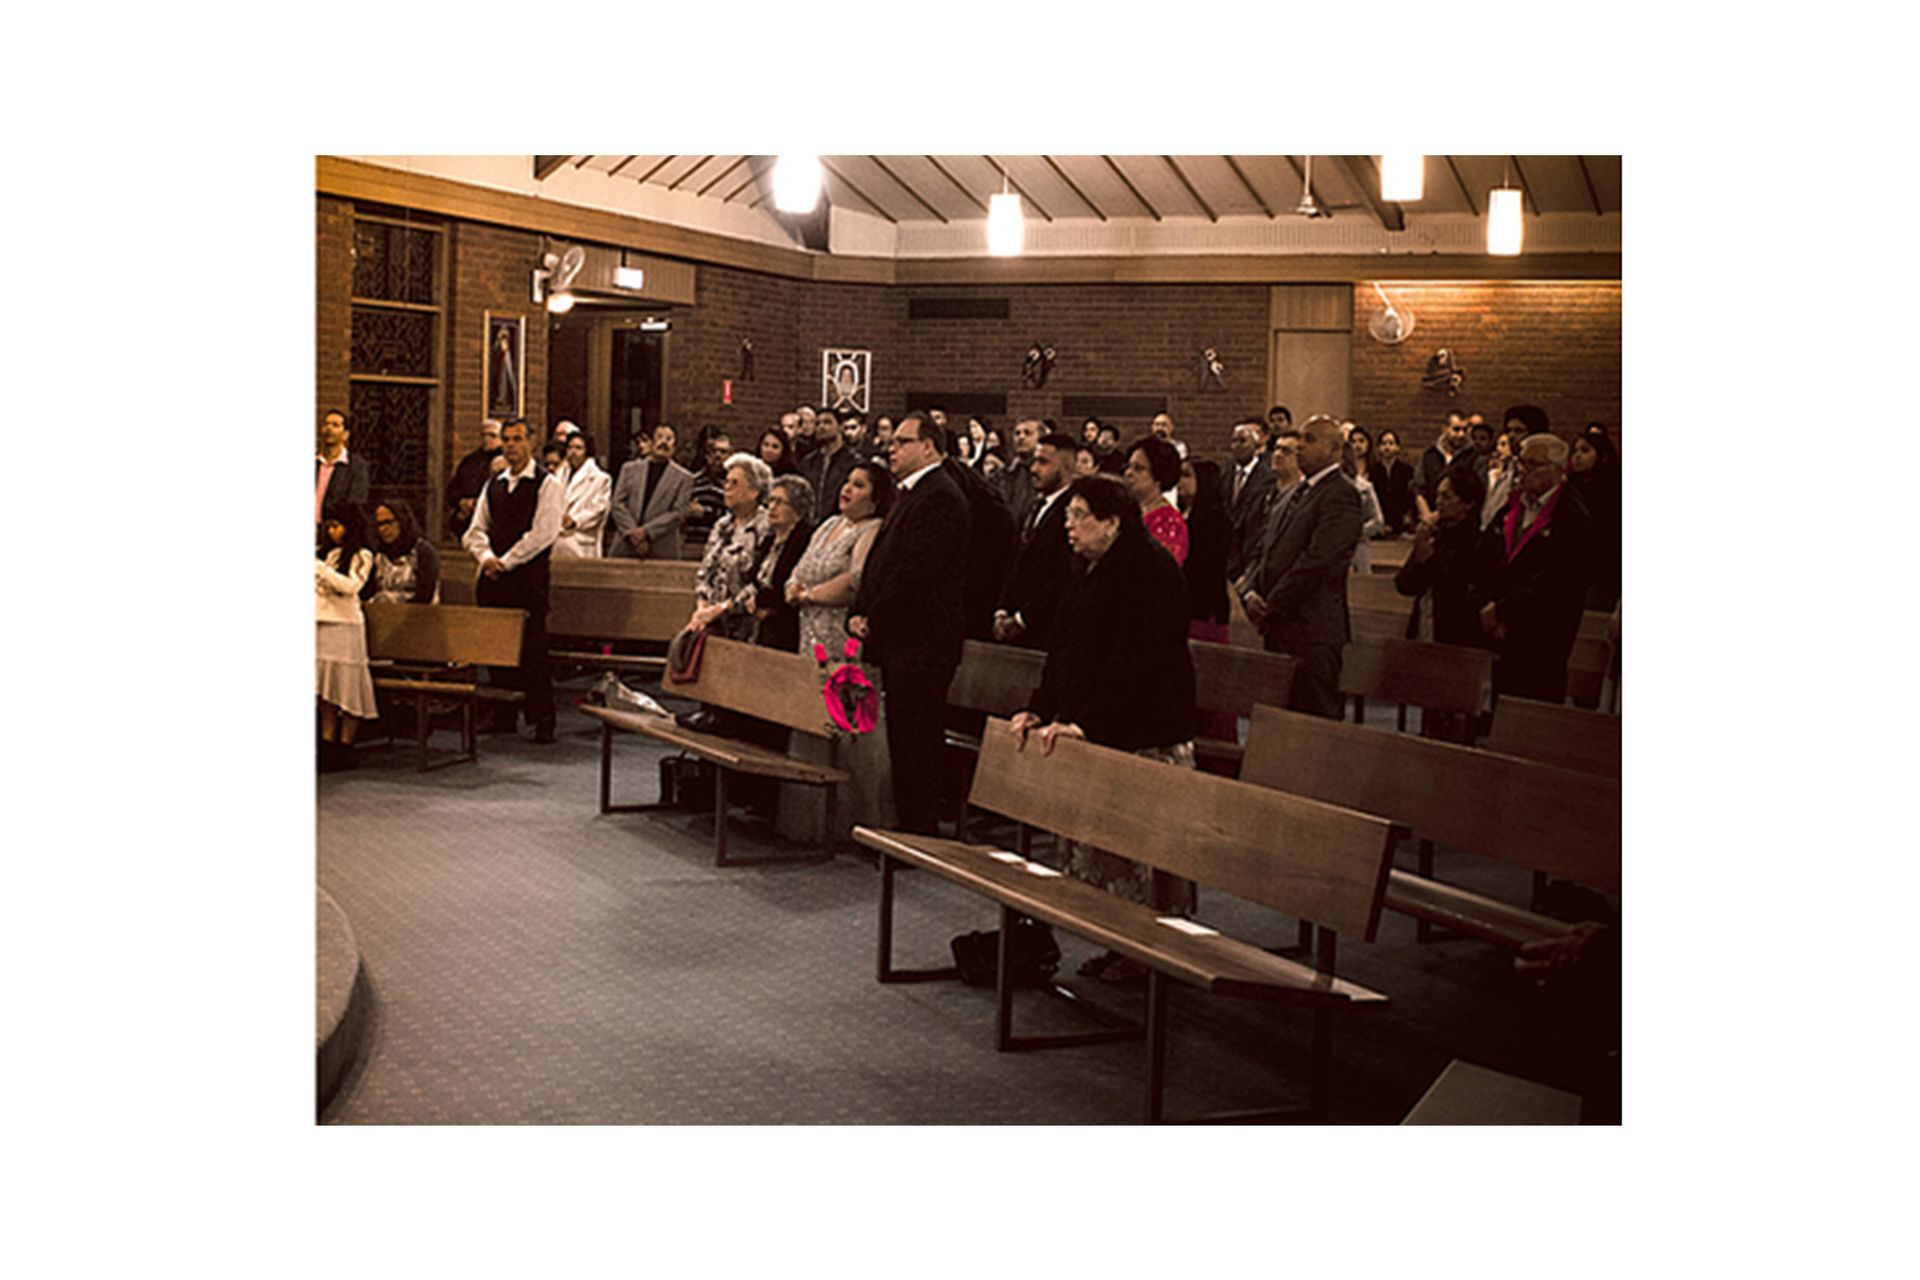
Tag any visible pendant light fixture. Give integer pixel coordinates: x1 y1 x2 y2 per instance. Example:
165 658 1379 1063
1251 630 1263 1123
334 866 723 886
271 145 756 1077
1380 153 1424 202
987 174 1024 256
773 154 822 213
1488 159 1523 256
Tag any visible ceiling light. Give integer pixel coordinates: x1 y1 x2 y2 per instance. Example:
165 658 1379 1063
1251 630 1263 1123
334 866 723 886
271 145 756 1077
1380 153 1424 202
1487 187 1523 256
988 192 1024 257
773 155 822 213
546 291 577 314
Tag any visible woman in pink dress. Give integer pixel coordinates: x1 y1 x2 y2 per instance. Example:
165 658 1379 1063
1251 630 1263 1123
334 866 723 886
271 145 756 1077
1122 435 1188 565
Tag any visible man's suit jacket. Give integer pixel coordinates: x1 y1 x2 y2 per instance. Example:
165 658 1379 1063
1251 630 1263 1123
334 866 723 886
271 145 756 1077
993 456 1037 529
854 464 969 669
607 457 694 559
944 458 1017 641
317 453 370 524
1247 470 1363 647
1476 484 1593 699
996 489 1077 650
799 445 858 520
1223 456 1277 585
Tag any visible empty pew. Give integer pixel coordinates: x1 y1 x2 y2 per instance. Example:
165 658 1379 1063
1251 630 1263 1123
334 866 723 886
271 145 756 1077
440 556 698 675
856 716 1398 1123
1240 704 1619 949
581 636 849 867
1339 637 1495 740
363 601 525 770
1483 697 1620 778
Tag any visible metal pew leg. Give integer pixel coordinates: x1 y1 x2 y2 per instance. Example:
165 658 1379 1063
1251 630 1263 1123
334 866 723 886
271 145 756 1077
876 854 960 984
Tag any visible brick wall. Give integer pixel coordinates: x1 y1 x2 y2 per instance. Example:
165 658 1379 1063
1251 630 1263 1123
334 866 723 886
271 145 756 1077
446 221 547 465
1349 282 1622 454
314 198 354 423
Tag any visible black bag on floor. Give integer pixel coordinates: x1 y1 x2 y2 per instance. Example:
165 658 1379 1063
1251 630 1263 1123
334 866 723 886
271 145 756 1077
658 755 715 811
950 919 1061 989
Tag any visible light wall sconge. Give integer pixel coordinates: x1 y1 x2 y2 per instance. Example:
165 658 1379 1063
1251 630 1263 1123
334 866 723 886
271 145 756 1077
1487 187 1524 256
1380 153 1424 202
546 291 577 314
773 155 822 213
615 266 646 291
988 191 1024 257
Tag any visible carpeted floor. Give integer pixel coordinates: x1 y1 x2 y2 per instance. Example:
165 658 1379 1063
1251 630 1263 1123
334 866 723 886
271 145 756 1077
318 683 1614 1125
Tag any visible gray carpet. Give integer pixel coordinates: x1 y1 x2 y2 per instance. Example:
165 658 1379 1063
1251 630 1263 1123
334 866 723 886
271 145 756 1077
319 688 1610 1125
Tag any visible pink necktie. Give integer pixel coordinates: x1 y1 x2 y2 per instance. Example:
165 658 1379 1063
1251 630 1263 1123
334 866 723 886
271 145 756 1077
316 459 336 524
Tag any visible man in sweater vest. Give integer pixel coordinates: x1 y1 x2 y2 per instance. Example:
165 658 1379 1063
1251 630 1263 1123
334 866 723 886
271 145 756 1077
461 418 564 742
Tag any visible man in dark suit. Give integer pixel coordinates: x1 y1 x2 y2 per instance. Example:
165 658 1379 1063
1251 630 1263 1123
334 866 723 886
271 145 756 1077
608 423 695 559
993 431 1080 650
993 417 1042 527
798 407 858 519
315 408 370 527
1222 416 1277 584
943 448 1017 641
850 414 969 835
1240 414 1362 718
1476 432 1593 702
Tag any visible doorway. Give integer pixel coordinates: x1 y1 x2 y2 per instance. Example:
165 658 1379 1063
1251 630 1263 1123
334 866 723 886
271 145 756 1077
543 309 668 474
610 327 664 472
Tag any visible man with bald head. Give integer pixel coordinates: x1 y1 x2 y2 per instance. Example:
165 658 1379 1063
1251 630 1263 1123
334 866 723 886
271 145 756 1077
1239 414 1363 718
1476 432 1594 702
994 417 1043 526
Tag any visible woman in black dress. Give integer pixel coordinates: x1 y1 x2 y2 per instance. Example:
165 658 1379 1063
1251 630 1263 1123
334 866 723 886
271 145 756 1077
1394 463 1487 647
1569 424 1621 610
1373 428 1418 534
1009 474 1197 983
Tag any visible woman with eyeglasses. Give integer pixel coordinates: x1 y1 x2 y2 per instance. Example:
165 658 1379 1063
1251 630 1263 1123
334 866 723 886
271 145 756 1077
685 452 774 643
745 474 815 652
362 497 441 605
1008 474 1198 984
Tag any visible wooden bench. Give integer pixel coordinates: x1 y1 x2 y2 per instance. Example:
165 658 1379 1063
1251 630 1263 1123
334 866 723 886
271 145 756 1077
1240 703 1619 950
581 635 850 867
1367 538 1412 572
1483 697 1620 778
856 717 1399 1123
363 601 526 770
941 639 1296 781
440 556 698 675
1340 637 1495 739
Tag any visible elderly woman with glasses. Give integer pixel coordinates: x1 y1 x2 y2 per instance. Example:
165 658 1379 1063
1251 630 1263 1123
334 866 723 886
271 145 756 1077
686 452 774 642
745 474 815 652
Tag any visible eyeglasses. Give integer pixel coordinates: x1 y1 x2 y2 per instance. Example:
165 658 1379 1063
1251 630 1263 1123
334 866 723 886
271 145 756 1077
889 434 921 448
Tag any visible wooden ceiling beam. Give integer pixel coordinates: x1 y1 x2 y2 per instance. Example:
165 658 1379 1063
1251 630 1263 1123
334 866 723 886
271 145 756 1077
533 156 571 181
1338 155 1404 232
924 156 989 215
1163 156 1217 222
819 158 897 224
1444 156 1478 216
1223 155 1276 219
668 155 715 191
606 155 639 178
866 156 948 224
633 156 678 185
1509 156 1541 216
696 156 748 197
982 156 1053 222
1576 155 1604 216
725 157 774 204
1103 156 1161 221
1043 155 1106 220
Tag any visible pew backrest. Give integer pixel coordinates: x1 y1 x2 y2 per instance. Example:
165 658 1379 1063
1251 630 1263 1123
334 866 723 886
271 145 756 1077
1241 703 1619 892
364 601 525 667
675 635 839 739
1189 640 1296 720
1483 697 1620 778
1339 637 1495 719
947 639 1046 716
970 717 1399 940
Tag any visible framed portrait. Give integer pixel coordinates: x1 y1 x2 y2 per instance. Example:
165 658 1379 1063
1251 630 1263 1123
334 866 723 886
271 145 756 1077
485 312 525 420
821 348 871 414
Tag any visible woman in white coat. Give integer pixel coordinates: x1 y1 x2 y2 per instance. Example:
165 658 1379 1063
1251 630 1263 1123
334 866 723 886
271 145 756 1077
317 504 379 770
553 430 612 560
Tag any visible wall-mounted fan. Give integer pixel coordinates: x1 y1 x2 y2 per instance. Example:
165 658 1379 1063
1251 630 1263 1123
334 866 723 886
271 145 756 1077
532 242 586 304
1368 282 1415 344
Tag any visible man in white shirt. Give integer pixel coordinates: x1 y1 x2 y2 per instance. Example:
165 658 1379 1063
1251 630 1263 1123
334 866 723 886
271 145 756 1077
554 430 612 559
463 418 565 742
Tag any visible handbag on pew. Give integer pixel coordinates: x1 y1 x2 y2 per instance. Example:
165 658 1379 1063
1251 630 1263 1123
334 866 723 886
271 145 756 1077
666 626 707 684
950 918 1061 989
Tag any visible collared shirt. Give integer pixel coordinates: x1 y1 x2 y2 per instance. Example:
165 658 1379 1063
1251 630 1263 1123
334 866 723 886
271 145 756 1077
1232 457 1259 501
462 458 564 570
315 447 349 524
1302 461 1343 489
1518 480 1563 531
897 459 943 492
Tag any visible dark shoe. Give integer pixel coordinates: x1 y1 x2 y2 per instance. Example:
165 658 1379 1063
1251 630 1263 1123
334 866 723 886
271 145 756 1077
529 721 556 744
334 743 358 771
317 742 337 773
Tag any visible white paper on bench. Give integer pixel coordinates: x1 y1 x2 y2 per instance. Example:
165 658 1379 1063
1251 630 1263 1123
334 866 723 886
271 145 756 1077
989 851 1025 863
1023 863 1061 878
1157 917 1220 937
987 849 1063 878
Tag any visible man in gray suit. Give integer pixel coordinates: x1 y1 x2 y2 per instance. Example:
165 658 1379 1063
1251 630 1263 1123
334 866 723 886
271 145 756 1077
1240 414 1362 718
608 423 694 559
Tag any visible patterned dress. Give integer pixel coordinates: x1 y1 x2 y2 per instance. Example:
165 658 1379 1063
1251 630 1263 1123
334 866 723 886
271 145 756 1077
1143 503 1189 566
789 514 880 657
695 506 771 641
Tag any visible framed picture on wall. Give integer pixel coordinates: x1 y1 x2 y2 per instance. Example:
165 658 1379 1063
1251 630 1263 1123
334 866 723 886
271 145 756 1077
486 312 525 421
821 348 870 414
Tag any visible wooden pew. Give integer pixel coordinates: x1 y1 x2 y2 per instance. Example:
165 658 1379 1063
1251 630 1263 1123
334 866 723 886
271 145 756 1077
1348 570 1412 616
1483 697 1620 778
363 601 525 770
1340 637 1495 739
581 636 849 867
1240 704 1619 949
1367 538 1412 572
439 557 698 674
940 639 1296 777
856 716 1398 1123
